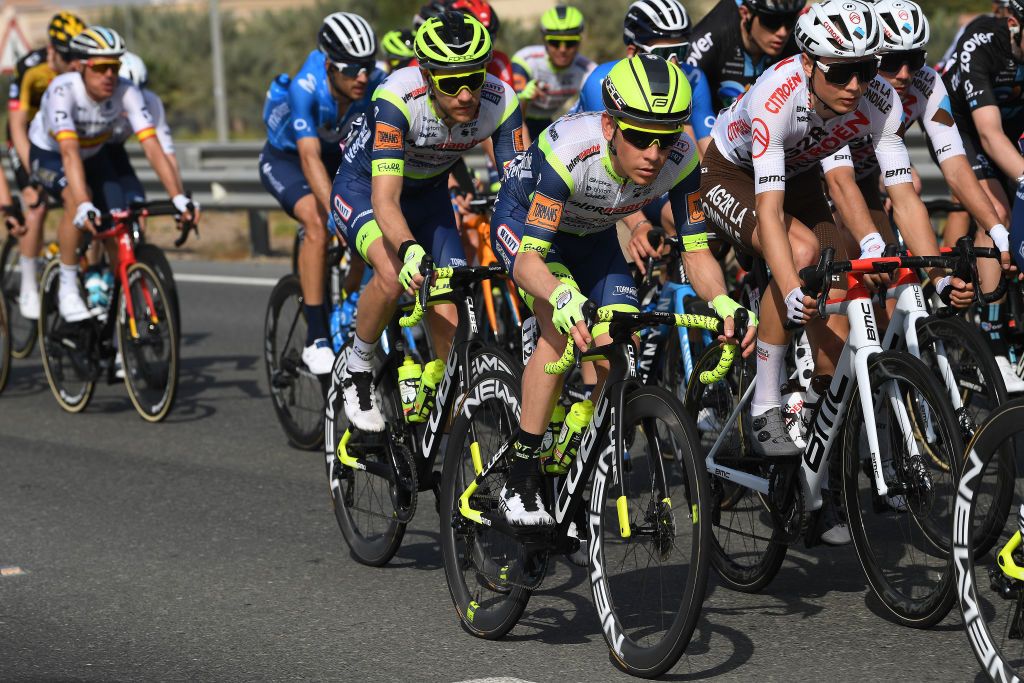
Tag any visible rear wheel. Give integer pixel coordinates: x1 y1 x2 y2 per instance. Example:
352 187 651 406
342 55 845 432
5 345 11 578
1 235 38 358
118 262 178 422
264 274 325 449
38 259 95 413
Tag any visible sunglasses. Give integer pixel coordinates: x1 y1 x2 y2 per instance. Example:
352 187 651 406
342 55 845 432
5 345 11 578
755 10 800 31
329 61 375 78
546 37 581 49
430 69 487 96
878 49 928 74
616 119 682 150
87 60 120 74
815 58 879 86
637 41 690 64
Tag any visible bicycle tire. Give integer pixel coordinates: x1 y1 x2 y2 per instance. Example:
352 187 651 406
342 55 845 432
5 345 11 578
684 343 787 592
441 370 533 639
0 290 10 394
325 341 415 566
118 262 179 422
1 235 38 358
592 385 711 677
916 314 1014 557
842 350 963 628
135 243 181 344
38 259 95 413
264 274 325 450
953 398 1024 680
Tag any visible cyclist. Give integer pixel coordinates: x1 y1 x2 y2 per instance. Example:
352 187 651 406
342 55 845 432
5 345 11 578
381 30 417 73
698 0 972 460
512 5 595 144
686 0 805 114
942 0 1024 386
820 0 1020 390
331 11 525 432
29 27 194 323
488 54 756 526
6 11 85 320
936 0 1011 74
258 13 384 375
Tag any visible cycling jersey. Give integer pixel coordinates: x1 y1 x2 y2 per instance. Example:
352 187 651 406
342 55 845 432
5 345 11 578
711 56 911 195
110 88 174 154
571 59 716 141
685 0 800 114
29 72 156 159
821 66 964 181
264 50 385 155
341 66 524 189
7 48 54 126
511 46 595 121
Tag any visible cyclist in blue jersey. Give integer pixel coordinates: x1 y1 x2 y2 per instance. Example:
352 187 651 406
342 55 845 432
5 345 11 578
258 12 384 374
331 12 526 431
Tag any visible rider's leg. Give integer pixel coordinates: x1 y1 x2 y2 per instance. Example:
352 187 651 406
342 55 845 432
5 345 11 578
56 185 91 322
16 187 46 318
293 194 328 342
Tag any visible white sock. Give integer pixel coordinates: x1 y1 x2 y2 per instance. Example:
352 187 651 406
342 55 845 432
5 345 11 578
751 341 788 416
18 256 36 292
59 264 80 298
347 334 377 372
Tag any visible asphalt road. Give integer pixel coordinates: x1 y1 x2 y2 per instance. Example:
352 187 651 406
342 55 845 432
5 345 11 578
0 260 986 682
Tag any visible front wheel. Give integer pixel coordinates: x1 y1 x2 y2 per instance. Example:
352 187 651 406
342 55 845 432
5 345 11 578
592 386 711 677
842 350 963 628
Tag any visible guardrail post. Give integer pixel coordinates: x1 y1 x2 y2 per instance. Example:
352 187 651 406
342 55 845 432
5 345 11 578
248 210 271 256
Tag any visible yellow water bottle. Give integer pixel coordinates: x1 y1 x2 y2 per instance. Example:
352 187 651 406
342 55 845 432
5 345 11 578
551 400 594 474
412 358 445 422
540 404 566 474
397 356 423 422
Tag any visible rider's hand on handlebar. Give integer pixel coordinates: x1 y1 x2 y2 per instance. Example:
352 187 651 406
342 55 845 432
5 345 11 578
549 283 592 352
710 295 758 358
398 242 428 294
937 275 974 309
2 204 25 237
785 286 817 325
73 201 100 234
172 193 200 227
627 221 659 275
858 233 890 292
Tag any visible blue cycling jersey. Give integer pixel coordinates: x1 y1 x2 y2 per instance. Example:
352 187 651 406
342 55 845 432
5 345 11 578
571 59 716 141
264 50 385 155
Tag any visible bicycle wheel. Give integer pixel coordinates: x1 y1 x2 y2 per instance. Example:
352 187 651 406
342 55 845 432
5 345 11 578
842 350 964 628
954 398 1024 680
264 274 325 449
916 314 1014 557
591 385 711 677
135 242 181 343
1 235 37 358
38 259 95 412
684 343 787 592
325 343 416 566
0 290 10 394
118 262 178 422
441 370 534 639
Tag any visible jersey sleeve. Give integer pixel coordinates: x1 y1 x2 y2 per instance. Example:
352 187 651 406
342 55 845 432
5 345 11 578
573 61 611 114
918 72 965 164
746 83 790 194
491 81 527 169
869 82 913 187
668 154 709 251
511 51 532 92
519 131 574 256
145 90 175 154
287 55 323 143
369 87 410 178
684 66 715 141
121 84 157 142
820 146 854 175
45 80 78 142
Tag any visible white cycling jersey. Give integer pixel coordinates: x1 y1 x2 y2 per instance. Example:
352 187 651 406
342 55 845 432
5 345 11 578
29 72 155 159
821 66 964 181
511 46 595 120
110 88 174 154
710 55 912 194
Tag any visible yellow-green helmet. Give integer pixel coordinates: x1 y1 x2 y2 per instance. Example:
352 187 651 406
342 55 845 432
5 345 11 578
602 54 692 129
414 11 492 71
382 29 416 60
540 5 584 37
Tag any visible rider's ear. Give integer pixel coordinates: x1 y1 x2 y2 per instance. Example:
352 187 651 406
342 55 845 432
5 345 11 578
601 113 616 143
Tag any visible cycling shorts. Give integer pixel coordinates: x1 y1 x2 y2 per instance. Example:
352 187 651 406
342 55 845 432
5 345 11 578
29 144 134 212
331 170 467 268
490 195 640 319
107 144 146 206
258 141 343 218
698 141 847 286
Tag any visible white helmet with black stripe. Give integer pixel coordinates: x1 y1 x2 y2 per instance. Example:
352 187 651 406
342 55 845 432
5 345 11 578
873 0 928 51
623 0 691 45
794 0 882 58
318 12 377 64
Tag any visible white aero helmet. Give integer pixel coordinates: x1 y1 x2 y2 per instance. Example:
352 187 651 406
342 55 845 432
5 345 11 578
873 0 928 51
119 51 148 87
794 0 882 58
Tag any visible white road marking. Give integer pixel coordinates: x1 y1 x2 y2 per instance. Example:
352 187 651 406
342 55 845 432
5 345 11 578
453 679 537 683
172 273 280 287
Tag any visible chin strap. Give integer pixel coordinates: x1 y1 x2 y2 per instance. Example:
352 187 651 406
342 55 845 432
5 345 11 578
807 61 844 119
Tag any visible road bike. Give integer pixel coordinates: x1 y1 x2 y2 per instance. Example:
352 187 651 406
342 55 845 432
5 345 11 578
439 303 739 677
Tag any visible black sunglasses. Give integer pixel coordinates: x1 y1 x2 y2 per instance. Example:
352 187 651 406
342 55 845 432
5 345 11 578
616 120 682 150
330 61 375 78
878 49 927 74
815 58 879 86
546 38 580 49
755 10 800 31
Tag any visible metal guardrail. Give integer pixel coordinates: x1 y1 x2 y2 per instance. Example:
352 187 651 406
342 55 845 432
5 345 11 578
4 134 946 256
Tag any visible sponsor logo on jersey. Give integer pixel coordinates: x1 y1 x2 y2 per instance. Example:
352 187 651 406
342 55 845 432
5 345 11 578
686 191 705 224
751 118 770 159
566 144 600 172
686 31 714 67
297 72 317 94
481 90 501 105
614 285 638 298
403 85 428 103
584 176 612 199
374 123 403 150
527 193 562 231
496 224 520 255
727 119 751 142
333 194 353 222
513 126 525 152
764 74 803 114
863 80 893 116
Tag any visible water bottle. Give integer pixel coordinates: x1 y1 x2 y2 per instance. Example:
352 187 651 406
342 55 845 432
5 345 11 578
551 400 594 474
540 404 566 474
84 267 111 311
780 377 807 446
412 358 444 422
340 290 359 332
329 303 345 353
398 356 423 422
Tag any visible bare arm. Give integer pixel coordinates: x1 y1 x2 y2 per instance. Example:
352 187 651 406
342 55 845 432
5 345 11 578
370 172 415 251
8 109 31 171
941 154 1003 231
141 136 184 198
974 105 1024 181
296 136 332 217
824 166 882 244
59 137 91 209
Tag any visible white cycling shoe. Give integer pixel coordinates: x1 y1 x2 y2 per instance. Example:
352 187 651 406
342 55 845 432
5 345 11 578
18 283 40 320
58 290 93 323
301 338 335 376
996 355 1024 394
